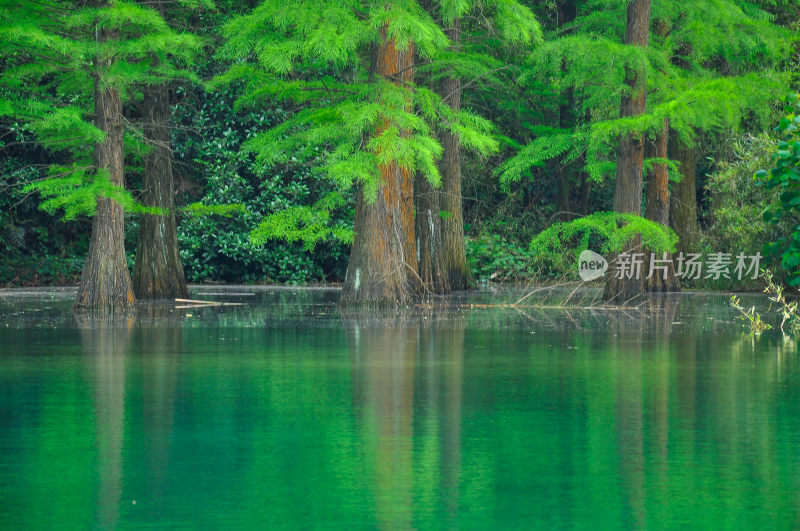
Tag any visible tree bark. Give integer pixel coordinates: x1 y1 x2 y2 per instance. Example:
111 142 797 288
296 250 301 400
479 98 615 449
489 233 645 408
669 138 700 254
440 21 474 292
75 28 135 312
439 64 472 291
133 83 188 299
556 96 576 220
603 0 650 303
416 173 449 293
556 0 578 222
416 17 472 293
644 117 680 292
341 29 420 305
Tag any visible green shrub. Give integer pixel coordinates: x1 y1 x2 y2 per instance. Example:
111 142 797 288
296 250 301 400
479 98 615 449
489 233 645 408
171 86 351 284
696 133 784 289
0 149 89 286
704 135 780 257
757 94 800 286
466 232 571 283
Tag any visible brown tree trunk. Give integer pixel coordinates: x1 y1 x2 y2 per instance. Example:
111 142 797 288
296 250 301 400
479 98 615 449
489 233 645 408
415 0 448 295
644 118 680 292
439 69 472 291
414 0 471 293
75 29 135 312
556 0 578 222
416 173 449 293
603 0 650 303
669 138 700 254
133 83 188 299
341 29 420 305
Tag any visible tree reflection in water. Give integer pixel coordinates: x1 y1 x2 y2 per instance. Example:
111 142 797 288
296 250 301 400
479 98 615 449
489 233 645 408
77 313 135 529
343 307 466 529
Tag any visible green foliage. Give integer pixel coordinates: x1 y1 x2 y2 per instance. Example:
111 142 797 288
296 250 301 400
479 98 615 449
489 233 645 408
758 94 800 286
466 233 548 283
651 0 791 73
499 0 791 190
216 0 535 207
497 130 572 187
0 150 89 286
181 202 247 217
530 212 678 258
730 294 772 334
763 269 800 334
703 133 784 283
250 193 353 250
0 0 204 219
21 167 140 220
172 85 351 284
467 213 678 285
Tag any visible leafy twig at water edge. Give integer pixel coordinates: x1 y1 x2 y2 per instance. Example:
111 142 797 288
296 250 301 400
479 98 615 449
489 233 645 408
730 295 771 334
763 269 800 335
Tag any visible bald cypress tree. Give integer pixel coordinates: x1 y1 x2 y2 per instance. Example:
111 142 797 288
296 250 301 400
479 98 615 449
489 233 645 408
414 0 539 293
218 0 517 304
652 1 791 255
0 1 201 311
132 0 212 300
644 117 680 292
602 0 650 302
499 0 790 298
132 80 188 300
345 23 422 303
81 17 135 311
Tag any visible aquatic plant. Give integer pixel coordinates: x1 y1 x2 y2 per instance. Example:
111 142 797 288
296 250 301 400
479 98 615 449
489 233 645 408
730 295 771 334
763 270 800 334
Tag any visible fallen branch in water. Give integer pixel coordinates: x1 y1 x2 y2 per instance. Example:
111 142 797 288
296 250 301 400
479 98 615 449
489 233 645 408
175 298 243 307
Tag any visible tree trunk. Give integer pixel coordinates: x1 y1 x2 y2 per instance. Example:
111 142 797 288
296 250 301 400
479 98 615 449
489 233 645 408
133 83 188 299
556 0 578 222
341 29 420 305
644 118 680 292
414 0 471 292
416 173 449 294
669 138 700 254
75 30 135 312
415 10 449 295
440 78 472 290
603 0 650 303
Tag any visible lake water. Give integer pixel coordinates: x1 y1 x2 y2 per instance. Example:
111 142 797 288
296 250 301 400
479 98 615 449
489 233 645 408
0 287 798 529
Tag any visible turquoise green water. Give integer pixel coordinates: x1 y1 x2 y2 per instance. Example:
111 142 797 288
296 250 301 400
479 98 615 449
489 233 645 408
1 288 799 529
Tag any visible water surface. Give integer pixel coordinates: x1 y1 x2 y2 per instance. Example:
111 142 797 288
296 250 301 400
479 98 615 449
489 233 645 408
0 287 798 529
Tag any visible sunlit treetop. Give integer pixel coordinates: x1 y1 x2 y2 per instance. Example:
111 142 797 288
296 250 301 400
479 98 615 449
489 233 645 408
215 0 540 202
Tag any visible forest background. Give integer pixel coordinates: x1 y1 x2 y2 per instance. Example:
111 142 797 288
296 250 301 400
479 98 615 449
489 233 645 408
1 0 799 300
